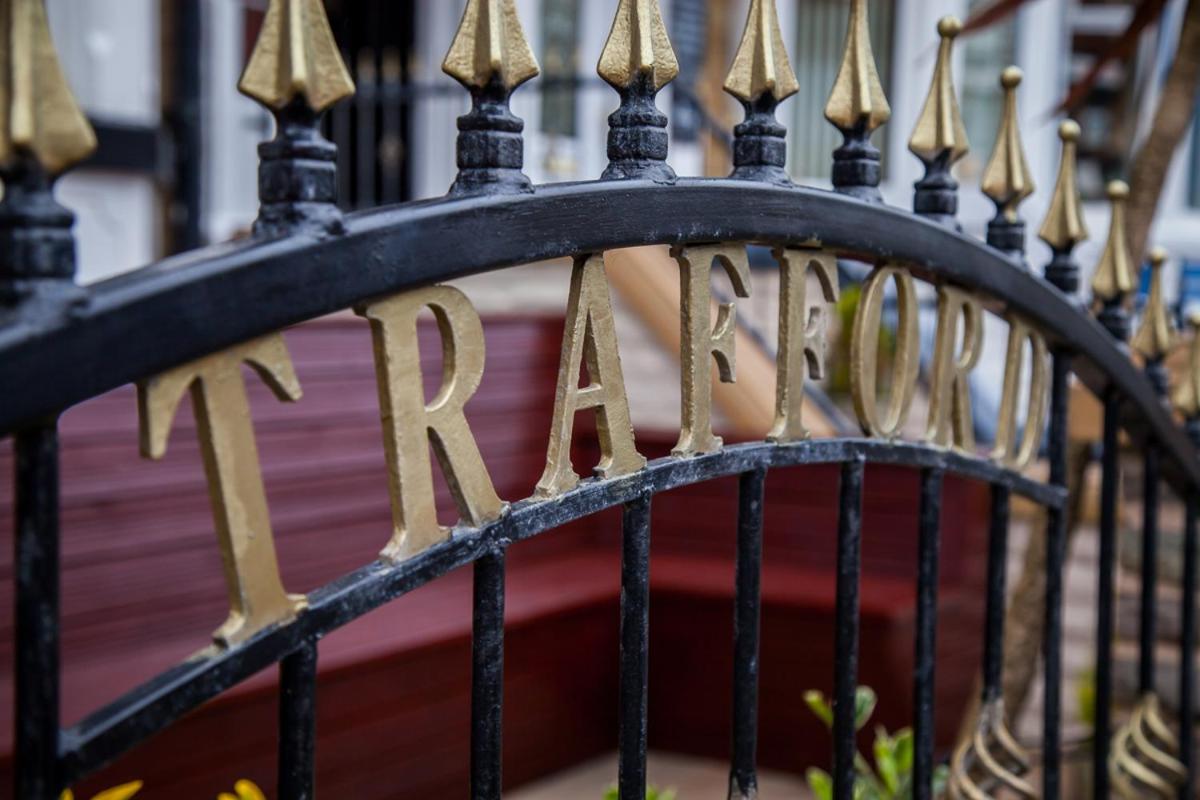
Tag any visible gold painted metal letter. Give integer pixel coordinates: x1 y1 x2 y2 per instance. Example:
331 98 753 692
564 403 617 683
138 335 306 647
926 286 984 451
671 243 752 456
991 317 1049 471
537 254 645 498
358 286 504 563
769 248 839 442
850 265 920 439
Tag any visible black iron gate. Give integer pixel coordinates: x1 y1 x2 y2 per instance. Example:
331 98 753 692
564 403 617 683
4 1 1199 799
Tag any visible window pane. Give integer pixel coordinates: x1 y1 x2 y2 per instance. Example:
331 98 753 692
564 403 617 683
960 0 1017 181
790 0 894 181
540 0 580 138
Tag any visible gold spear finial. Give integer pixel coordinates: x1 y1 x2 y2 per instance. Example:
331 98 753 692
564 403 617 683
824 0 890 133
1172 311 1200 418
598 0 679 92
1092 180 1136 303
723 0 799 104
982 67 1034 222
1133 247 1176 361
0 0 96 175
238 0 355 113
1038 120 1089 251
443 0 539 92
908 17 969 165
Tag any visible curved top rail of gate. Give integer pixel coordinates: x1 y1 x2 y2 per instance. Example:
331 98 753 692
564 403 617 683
5 1 1200 799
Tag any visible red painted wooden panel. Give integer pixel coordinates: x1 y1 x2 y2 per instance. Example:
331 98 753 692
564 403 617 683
0 315 990 798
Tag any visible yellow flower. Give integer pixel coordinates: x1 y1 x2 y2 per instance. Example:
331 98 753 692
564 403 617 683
218 779 268 800
60 781 143 800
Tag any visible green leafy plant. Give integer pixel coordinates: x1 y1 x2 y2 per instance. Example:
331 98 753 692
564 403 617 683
602 786 676 800
803 687 948 800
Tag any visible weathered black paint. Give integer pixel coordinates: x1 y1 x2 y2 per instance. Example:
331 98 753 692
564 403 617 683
1042 350 1072 800
832 457 865 800
831 121 883 203
730 468 765 800
278 640 318 800
15 422 62 799
912 151 960 230
618 493 652 800
912 468 943 800
450 78 533 197
1094 389 1121 799
471 550 507 800
602 72 676 183
982 484 1011 700
730 95 790 186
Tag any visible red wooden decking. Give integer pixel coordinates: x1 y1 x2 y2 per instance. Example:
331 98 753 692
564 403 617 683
0 315 987 798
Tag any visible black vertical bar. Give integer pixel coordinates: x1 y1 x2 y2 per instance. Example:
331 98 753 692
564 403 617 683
379 49 402 206
1043 352 1072 800
1140 444 1161 694
833 457 866 800
14 423 61 800
1181 487 1198 800
730 468 766 800
1094 390 1121 798
278 639 318 800
332 97 352 210
982 483 1011 700
166 0 204 253
471 550 506 800
355 50 377 209
619 494 652 800
913 468 943 800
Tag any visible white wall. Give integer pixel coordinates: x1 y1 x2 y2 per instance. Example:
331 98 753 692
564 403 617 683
47 0 162 283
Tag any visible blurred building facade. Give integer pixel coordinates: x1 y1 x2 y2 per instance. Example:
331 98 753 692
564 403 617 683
51 0 1200 293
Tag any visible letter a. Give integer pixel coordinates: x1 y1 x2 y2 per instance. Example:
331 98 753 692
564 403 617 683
536 253 645 498
358 286 504 563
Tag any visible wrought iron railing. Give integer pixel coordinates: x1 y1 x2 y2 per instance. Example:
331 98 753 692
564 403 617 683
2 0 1198 799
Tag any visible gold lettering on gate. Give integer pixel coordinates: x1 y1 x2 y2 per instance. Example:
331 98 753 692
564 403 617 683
926 286 983 451
992 316 1049 470
536 253 645 498
769 248 839 442
670 243 752 456
138 334 306 648
850 265 920 439
357 286 504 563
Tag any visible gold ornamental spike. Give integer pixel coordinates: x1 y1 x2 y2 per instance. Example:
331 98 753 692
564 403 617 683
1133 247 1176 361
1092 180 1136 303
1109 693 1187 798
598 0 679 92
824 0 890 133
1172 312 1200 418
981 67 1034 222
1038 120 1089 252
443 0 539 92
723 0 799 104
0 0 95 174
908 17 969 165
238 0 355 113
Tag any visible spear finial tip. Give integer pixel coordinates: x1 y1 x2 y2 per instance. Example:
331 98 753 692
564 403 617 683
1150 245 1169 266
1059 119 1081 142
1000 66 1022 89
938 15 963 38
1107 179 1129 200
